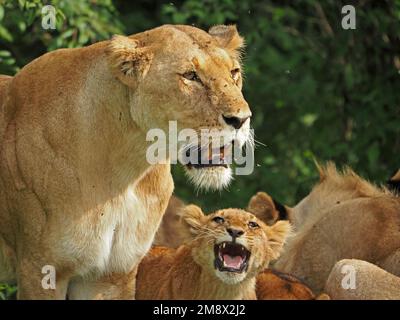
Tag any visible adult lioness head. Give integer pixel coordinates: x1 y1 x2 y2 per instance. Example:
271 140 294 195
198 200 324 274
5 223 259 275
181 205 290 285
106 25 252 190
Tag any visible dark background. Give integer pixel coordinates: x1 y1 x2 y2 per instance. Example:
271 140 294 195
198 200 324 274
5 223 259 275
0 0 399 298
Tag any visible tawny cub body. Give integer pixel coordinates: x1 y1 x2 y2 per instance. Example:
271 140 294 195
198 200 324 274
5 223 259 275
137 206 290 300
152 195 322 300
94 206 290 300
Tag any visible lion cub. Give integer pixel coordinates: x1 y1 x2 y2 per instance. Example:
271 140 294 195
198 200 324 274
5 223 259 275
135 205 290 300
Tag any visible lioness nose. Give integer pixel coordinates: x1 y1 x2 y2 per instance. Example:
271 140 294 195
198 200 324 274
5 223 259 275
227 228 244 238
222 115 250 130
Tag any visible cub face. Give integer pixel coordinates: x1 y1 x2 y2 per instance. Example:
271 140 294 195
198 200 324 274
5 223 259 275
106 25 252 191
181 205 290 285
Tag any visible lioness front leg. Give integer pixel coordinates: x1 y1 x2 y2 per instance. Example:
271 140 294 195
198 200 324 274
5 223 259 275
17 256 70 300
68 267 138 300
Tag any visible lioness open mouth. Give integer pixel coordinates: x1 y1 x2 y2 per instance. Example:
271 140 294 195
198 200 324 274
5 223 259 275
214 242 250 273
185 143 232 169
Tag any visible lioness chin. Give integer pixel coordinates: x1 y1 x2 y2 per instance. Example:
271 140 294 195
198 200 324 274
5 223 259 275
0 24 251 299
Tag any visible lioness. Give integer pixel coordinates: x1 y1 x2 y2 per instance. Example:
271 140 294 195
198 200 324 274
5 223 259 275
274 163 400 293
325 259 400 300
83 206 290 300
0 24 252 299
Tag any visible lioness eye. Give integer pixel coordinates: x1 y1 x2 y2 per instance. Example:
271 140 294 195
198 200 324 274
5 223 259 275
182 71 201 82
212 216 225 224
248 221 259 229
231 68 240 81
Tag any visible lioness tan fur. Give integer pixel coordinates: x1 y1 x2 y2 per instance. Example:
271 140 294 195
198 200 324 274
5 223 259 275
153 195 187 248
0 24 252 299
325 259 400 300
274 163 400 293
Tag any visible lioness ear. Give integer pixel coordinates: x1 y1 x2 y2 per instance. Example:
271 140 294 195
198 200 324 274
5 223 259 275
106 35 153 87
208 25 244 57
266 220 291 261
387 169 400 194
313 158 326 182
247 192 290 225
179 205 206 236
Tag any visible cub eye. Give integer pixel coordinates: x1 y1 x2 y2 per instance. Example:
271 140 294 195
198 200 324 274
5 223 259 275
231 68 240 82
248 221 259 229
182 71 201 82
212 216 225 224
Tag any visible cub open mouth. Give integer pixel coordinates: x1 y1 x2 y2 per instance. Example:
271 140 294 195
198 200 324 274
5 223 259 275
214 242 250 273
185 143 232 169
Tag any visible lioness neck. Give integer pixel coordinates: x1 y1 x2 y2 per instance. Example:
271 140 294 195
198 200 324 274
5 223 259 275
6 42 159 209
80 52 152 187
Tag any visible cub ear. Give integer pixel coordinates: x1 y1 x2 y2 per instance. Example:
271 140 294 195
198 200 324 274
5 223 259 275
247 192 278 225
208 25 244 57
106 35 153 87
179 204 206 236
247 192 290 225
265 220 291 261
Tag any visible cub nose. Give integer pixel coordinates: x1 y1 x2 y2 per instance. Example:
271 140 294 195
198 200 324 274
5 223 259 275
222 115 250 130
227 228 244 238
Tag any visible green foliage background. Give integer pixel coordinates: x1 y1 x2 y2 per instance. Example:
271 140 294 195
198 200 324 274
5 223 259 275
0 0 399 298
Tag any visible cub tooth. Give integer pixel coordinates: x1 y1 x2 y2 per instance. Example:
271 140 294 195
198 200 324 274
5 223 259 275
222 243 226 248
